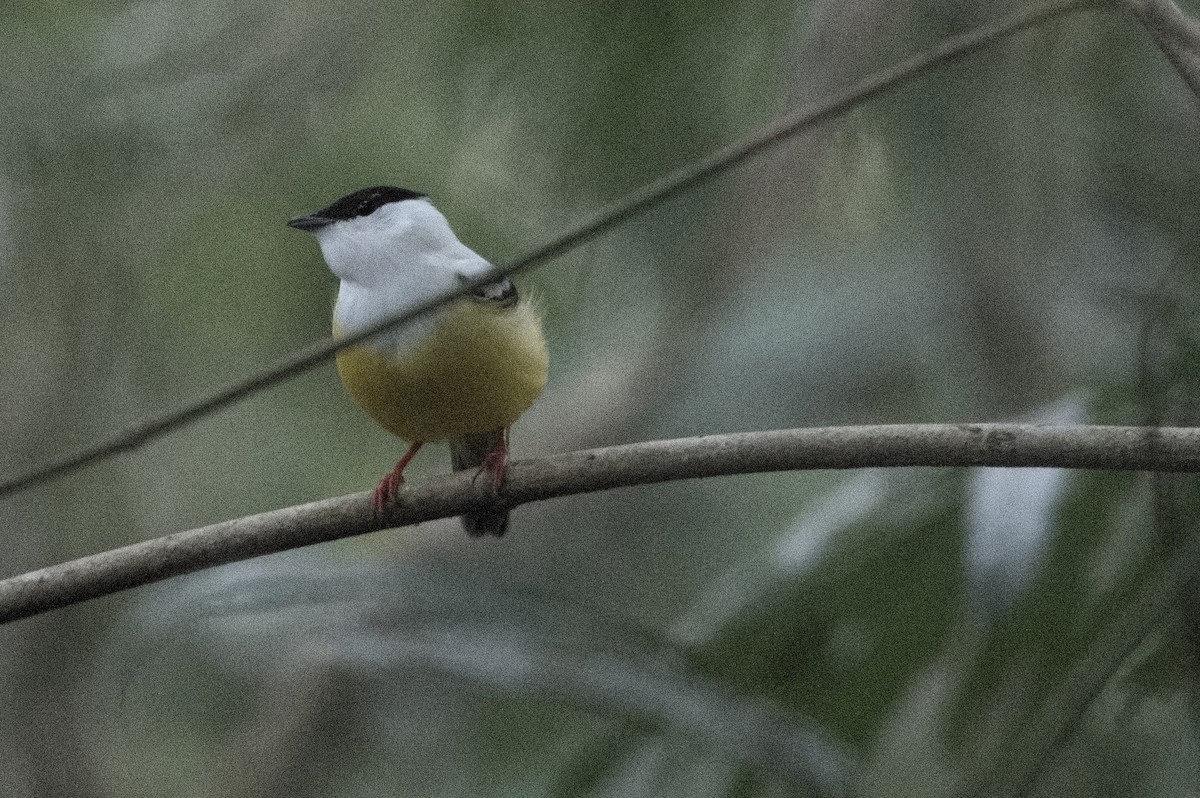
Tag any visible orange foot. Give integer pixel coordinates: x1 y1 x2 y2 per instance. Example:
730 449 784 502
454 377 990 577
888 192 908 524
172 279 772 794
373 441 423 515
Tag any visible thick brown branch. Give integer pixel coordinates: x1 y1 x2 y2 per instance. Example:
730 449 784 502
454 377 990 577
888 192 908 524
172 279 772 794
2 423 1199 625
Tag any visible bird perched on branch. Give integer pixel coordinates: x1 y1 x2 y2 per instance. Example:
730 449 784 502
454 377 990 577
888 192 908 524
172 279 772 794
288 186 548 536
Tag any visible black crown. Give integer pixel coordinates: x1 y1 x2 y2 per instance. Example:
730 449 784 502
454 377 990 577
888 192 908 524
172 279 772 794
316 186 427 221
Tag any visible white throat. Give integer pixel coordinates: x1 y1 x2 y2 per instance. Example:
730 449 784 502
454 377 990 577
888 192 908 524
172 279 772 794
316 198 494 352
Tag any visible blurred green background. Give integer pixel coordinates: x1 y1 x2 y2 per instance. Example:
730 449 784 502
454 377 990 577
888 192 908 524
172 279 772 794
3 0 1200 795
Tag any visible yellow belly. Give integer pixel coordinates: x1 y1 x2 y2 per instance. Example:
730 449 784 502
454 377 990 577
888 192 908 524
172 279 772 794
334 299 548 443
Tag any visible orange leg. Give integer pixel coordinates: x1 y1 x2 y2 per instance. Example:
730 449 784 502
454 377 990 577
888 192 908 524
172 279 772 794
373 441 423 515
478 430 509 493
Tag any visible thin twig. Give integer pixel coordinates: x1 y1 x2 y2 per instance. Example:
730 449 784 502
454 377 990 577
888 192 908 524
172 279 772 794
0 0 1102 501
2 422 1198 625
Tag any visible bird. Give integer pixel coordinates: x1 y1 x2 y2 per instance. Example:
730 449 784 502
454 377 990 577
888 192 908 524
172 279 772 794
288 186 548 536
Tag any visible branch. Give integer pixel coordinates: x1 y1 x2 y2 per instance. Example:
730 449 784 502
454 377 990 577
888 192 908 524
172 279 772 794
2 423 1199 625
0 0 1102 501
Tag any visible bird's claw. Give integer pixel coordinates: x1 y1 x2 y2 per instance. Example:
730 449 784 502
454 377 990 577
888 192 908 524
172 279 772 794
372 471 404 515
478 441 508 494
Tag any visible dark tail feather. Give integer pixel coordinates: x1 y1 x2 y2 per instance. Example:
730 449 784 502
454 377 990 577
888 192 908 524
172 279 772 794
449 429 509 537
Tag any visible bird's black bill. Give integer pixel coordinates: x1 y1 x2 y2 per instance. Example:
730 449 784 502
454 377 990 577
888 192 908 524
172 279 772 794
287 214 333 231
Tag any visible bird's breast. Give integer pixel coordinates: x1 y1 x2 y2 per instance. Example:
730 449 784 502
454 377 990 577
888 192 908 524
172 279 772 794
333 298 548 443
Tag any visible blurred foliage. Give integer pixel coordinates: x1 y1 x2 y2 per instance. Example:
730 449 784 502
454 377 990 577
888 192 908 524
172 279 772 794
3 0 1200 796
